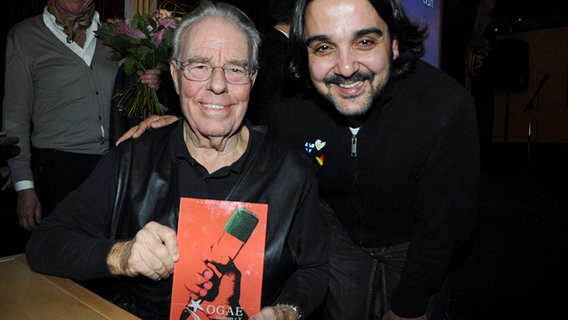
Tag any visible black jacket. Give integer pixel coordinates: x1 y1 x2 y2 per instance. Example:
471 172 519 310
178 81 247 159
264 60 480 316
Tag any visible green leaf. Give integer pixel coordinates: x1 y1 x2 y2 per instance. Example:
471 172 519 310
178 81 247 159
123 57 137 76
148 17 157 30
132 13 145 28
136 46 154 68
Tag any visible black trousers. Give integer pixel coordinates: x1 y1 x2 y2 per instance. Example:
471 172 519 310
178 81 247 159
34 148 102 217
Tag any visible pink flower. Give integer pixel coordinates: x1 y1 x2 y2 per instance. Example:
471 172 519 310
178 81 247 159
116 23 146 39
157 18 177 29
153 28 166 46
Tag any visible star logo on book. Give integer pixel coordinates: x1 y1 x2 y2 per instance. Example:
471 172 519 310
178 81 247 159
186 297 205 314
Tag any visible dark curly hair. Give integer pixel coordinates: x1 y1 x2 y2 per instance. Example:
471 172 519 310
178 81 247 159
287 0 428 85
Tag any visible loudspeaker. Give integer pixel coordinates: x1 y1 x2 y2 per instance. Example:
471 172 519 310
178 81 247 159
490 38 529 92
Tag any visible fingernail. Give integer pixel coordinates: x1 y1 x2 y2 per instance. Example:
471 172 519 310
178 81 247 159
203 270 212 279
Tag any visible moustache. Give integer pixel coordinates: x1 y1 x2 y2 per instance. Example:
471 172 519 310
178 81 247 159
324 71 374 85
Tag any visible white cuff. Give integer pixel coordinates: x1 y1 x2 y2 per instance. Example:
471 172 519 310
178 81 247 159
14 180 34 192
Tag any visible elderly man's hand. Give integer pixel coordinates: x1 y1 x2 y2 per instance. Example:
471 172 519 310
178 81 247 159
137 69 161 90
106 221 179 281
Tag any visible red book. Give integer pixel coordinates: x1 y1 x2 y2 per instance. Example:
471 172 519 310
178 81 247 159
170 198 268 320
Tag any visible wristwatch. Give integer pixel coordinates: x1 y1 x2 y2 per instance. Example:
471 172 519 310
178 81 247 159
275 303 303 320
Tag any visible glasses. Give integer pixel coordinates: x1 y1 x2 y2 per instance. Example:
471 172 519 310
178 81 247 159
175 60 253 85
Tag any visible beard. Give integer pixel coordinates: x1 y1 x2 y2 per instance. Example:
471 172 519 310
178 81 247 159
321 60 393 118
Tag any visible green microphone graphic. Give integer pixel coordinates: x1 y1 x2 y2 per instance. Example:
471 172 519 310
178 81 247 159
209 207 259 265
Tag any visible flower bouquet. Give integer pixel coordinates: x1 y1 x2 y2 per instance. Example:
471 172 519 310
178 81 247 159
96 9 180 119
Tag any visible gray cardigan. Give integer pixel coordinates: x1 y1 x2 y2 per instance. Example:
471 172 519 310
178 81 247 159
2 14 119 183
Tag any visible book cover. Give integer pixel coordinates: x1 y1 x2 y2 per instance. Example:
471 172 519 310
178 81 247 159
170 198 268 320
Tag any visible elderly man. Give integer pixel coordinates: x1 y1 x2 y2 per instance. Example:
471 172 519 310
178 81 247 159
25 2 327 320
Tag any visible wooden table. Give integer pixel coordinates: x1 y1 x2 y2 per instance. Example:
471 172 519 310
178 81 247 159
0 254 140 319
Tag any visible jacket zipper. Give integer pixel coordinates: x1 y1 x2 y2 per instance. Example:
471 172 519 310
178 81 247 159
351 134 358 158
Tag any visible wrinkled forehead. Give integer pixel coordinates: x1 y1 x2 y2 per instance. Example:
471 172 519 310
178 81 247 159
182 17 250 63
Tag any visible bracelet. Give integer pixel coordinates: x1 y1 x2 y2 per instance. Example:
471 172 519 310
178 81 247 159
275 303 303 320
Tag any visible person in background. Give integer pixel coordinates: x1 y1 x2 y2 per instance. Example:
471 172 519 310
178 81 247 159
122 0 480 319
25 1 328 320
246 0 296 124
2 0 160 230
